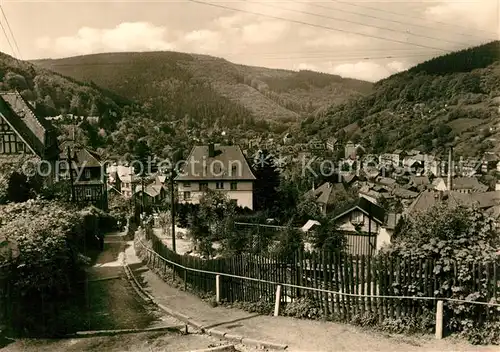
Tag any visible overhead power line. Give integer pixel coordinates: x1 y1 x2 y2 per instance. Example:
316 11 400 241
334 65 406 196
305 1 494 43
0 5 21 59
334 0 498 38
186 0 453 53
0 18 16 58
251 0 473 48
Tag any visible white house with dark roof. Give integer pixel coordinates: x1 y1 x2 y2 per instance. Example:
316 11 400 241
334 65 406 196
175 144 256 209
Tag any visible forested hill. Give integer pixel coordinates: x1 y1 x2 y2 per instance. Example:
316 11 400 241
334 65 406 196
300 41 500 158
32 51 372 128
0 51 134 131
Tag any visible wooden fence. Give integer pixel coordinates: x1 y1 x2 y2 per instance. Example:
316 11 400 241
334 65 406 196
142 225 500 324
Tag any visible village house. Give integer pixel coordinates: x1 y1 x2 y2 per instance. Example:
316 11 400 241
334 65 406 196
344 141 364 160
108 164 139 198
326 137 340 152
405 189 500 220
303 182 346 215
175 144 256 210
379 152 400 167
59 140 108 210
0 91 59 173
134 174 168 208
482 152 499 173
333 197 397 256
432 176 488 193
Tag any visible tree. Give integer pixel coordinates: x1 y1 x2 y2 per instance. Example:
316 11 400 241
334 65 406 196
252 149 280 211
188 190 236 257
308 216 346 253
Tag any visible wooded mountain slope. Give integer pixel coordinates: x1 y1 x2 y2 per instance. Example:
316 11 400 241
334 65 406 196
0 52 133 131
301 41 500 158
33 51 372 126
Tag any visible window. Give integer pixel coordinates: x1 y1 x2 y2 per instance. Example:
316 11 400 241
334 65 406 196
17 142 24 152
230 182 237 190
184 182 191 188
85 188 92 198
216 182 224 189
229 199 237 206
199 182 208 191
183 191 191 200
85 169 91 179
351 210 364 224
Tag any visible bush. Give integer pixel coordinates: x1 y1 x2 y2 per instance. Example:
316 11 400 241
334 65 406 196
282 297 322 320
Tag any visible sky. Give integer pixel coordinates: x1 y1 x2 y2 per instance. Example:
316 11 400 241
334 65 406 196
0 0 498 82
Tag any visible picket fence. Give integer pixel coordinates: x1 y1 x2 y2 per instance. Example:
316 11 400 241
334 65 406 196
142 226 500 324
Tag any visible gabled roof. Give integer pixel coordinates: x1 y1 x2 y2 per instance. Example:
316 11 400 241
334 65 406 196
410 175 431 187
333 197 386 224
135 183 165 198
59 140 102 168
175 145 256 181
0 91 56 158
406 190 500 216
453 177 488 192
304 182 345 205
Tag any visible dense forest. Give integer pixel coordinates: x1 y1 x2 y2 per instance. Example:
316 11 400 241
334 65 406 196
33 51 372 125
300 41 500 158
2 41 499 160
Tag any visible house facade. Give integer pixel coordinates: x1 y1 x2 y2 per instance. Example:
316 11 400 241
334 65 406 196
59 141 107 210
108 164 139 198
0 91 59 177
175 144 256 210
333 197 388 256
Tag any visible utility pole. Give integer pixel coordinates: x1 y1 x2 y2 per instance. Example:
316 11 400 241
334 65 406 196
170 169 176 253
67 146 76 202
141 176 145 217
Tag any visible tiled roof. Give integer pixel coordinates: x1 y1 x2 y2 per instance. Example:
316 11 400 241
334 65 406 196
406 190 500 215
410 176 431 186
175 145 256 181
59 141 102 168
452 177 488 191
304 182 345 205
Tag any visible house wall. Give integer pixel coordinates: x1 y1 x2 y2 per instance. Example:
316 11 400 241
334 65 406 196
178 180 254 209
0 114 34 154
337 212 381 234
337 211 391 256
377 227 392 251
433 179 447 191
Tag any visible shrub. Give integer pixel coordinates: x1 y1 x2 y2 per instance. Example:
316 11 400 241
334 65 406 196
282 297 322 320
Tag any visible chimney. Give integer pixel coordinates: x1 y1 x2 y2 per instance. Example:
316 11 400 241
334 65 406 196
447 148 453 191
208 143 215 158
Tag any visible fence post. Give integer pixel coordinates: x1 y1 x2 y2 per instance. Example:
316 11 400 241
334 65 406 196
216 275 221 303
435 300 444 339
274 285 282 317
184 268 187 290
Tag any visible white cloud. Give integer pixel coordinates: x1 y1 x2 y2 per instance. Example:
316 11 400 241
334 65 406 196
36 22 174 57
241 21 289 44
424 0 498 35
181 29 223 51
330 60 408 82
